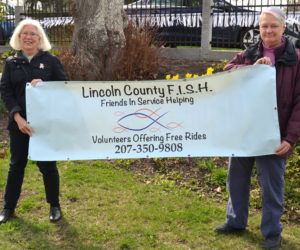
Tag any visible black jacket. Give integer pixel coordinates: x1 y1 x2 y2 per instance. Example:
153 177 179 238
0 50 67 130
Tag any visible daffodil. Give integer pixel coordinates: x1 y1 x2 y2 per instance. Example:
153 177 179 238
165 74 171 80
185 73 192 78
193 74 199 78
206 67 214 75
172 74 179 80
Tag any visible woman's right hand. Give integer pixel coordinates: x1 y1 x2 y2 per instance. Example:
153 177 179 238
14 112 34 136
31 78 43 87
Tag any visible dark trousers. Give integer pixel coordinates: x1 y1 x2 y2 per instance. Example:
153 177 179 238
226 155 286 239
4 129 60 209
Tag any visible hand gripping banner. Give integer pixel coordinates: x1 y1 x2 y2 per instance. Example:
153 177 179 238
26 64 281 161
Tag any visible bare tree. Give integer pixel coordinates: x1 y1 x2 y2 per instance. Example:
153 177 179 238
72 0 126 80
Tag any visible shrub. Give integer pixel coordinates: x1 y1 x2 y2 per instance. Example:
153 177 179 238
249 140 300 219
111 23 164 80
284 141 300 220
210 167 227 187
196 158 215 172
58 22 164 81
0 98 6 112
1 49 14 59
0 49 15 73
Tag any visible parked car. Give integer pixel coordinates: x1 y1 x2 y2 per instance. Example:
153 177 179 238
124 0 300 49
0 3 15 45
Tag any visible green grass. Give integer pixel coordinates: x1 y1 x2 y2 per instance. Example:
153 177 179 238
0 153 299 249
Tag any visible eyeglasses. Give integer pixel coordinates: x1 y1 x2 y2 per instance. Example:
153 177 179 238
20 32 39 38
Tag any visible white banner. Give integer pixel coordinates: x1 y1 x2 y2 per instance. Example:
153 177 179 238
26 64 281 161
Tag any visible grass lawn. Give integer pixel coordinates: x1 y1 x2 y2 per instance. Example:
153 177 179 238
0 155 299 249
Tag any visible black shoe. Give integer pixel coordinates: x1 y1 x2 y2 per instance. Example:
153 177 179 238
214 223 245 234
49 206 62 222
0 209 14 224
263 235 281 249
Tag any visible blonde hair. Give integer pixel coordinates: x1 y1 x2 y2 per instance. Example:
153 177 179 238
10 19 52 51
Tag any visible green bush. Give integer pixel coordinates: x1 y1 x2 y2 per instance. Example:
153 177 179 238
58 22 164 81
295 138 300 153
285 141 300 220
210 167 227 187
1 49 14 59
0 98 6 112
249 139 300 219
196 158 215 172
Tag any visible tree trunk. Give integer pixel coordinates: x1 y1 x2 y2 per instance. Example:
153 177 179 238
72 0 126 80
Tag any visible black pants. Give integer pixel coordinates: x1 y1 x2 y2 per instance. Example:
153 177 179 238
4 129 60 209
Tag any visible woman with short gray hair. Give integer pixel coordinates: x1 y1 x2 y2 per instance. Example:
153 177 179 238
0 19 67 224
214 7 300 249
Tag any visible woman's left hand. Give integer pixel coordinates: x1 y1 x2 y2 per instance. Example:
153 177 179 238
275 140 291 156
31 79 43 87
254 57 272 66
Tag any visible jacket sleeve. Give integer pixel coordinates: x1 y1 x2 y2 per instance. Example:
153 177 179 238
0 61 22 118
284 61 300 145
51 55 67 81
225 51 251 71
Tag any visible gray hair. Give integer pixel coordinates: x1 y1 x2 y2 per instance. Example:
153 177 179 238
9 19 52 51
259 7 286 26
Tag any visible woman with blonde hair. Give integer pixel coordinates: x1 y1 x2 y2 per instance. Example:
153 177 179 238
0 19 67 223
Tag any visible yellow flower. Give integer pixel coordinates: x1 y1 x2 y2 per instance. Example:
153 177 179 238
193 74 199 78
172 74 179 80
185 73 192 78
206 67 214 75
165 74 171 80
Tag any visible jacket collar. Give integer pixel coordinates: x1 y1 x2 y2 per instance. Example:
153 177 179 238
244 37 297 66
13 50 46 63
276 38 297 66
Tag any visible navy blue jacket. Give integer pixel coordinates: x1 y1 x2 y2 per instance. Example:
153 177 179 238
0 50 67 130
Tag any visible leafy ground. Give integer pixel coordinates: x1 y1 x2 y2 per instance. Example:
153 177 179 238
0 157 299 249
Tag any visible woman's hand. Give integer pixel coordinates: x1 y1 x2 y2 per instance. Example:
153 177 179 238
14 112 34 136
254 57 272 66
275 140 291 156
31 79 43 87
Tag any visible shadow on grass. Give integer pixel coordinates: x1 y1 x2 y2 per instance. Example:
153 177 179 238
9 216 95 249
212 228 261 248
241 227 300 249
216 229 299 249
